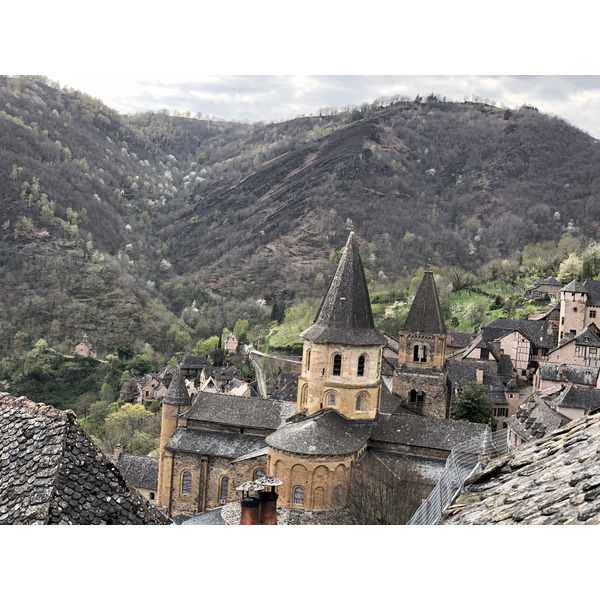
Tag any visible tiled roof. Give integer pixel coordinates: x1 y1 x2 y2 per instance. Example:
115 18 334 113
561 280 588 293
448 332 475 348
181 356 210 368
182 393 295 430
163 369 191 406
440 413 600 524
446 362 508 406
166 428 267 459
402 269 446 336
266 410 375 456
584 280 600 306
371 413 489 452
482 318 555 349
0 394 168 525
505 393 569 441
574 325 600 348
537 362 599 386
113 454 159 491
556 386 600 413
302 232 385 346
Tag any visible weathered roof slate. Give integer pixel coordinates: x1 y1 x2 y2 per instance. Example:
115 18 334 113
0 394 168 525
182 393 295 430
371 413 489 452
301 232 385 346
557 387 600 413
163 369 190 406
402 269 446 336
537 362 599 386
166 428 267 459
266 410 375 456
483 318 555 349
440 412 600 524
113 454 159 491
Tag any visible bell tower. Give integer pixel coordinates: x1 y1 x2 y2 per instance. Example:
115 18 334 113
296 232 385 421
393 266 449 419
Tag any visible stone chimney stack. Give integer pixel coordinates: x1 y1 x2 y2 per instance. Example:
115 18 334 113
113 444 123 461
256 476 283 525
558 364 567 380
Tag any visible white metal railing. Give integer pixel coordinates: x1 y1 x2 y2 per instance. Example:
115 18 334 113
407 428 513 525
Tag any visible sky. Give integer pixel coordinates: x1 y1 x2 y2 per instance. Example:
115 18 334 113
4 2 600 137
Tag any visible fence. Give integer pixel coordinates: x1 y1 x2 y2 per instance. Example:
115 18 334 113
407 428 513 525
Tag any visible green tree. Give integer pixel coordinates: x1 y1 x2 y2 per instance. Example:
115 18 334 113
451 382 495 427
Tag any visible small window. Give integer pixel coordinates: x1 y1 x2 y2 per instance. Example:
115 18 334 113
416 391 425 403
149 492 155 501
357 355 365 377
332 486 341 505
356 395 363 411
181 471 192 496
306 349 311 372
220 476 229 503
480 348 489 360
254 469 265 480
409 389 417 403
413 345 420 362
293 487 304 506
329 393 336 406
421 345 427 363
333 354 342 376
573 307 578 312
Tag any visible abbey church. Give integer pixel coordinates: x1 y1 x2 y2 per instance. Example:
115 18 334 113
156 232 487 519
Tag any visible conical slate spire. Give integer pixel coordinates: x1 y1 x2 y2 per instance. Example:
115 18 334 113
301 232 385 346
163 368 190 406
402 267 446 336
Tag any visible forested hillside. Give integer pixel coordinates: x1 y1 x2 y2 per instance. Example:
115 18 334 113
2 76 600 412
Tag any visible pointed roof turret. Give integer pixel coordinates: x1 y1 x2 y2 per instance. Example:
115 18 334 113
301 232 385 346
163 368 191 406
402 267 446 336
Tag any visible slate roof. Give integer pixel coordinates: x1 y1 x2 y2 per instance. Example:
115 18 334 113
266 409 375 456
482 318 555 349
113 454 159 491
302 232 385 346
163 368 191 406
166 428 267 459
181 356 210 369
181 393 296 430
402 268 446 336
447 332 475 349
505 393 569 442
371 413 489 452
446 362 508 406
537 362 599 386
0 394 168 525
584 280 600 306
555 386 600 414
574 325 600 347
440 412 600 524
561 280 587 294
203 366 243 381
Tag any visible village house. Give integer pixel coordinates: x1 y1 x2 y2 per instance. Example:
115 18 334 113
524 276 562 301
558 279 600 343
544 323 600 367
224 332 238 354
111 445 159 504
533 362 600 391
75 333 96 359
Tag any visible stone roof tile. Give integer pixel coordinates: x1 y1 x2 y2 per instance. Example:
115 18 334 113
0 394 168 525
402 269 446 336
301 232 385 346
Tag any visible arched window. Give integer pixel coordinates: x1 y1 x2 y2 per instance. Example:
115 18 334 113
181 471 192 496
357 355 366 377
306 349 311 372
219 476 229 503
254 469 265 480
409 389 417 403
329 393 336 406
332 486 341 505
356 395 362 411
413 345 420 362
416 391 425 403
421 345 427 362
300 384 308 408
293 486 304 506
333 354 342 376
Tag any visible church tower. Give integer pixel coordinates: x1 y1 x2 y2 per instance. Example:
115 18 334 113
156 368 191 513
393 266 449 419
296 232 385 421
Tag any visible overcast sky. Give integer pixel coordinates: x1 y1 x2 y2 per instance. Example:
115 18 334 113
5 2 600 137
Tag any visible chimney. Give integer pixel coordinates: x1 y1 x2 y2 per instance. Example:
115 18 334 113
558 364 567 380
113 444 123 461
240 497 260 525
255 475 283 525
236 480 265 525
476 368 484 383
